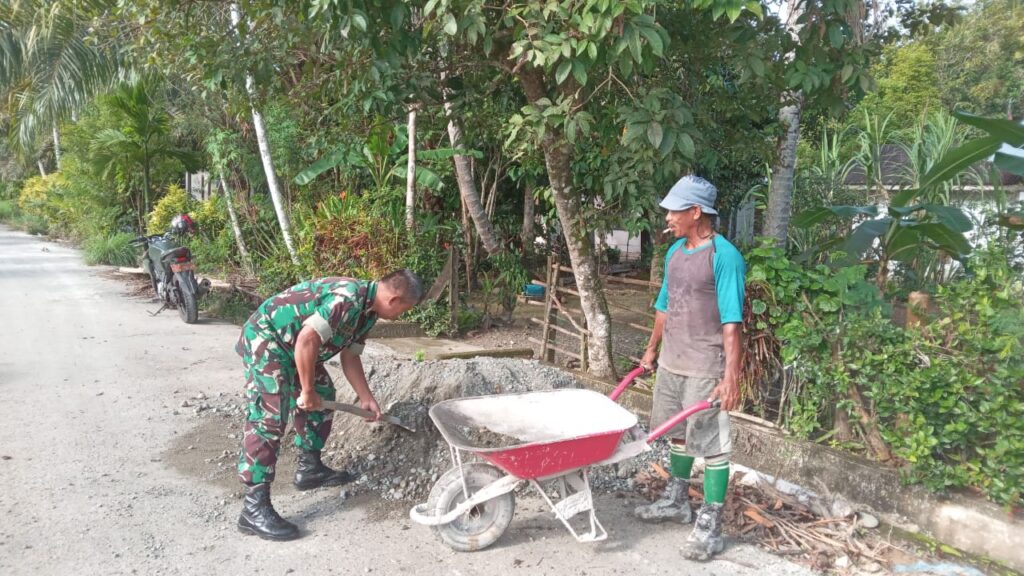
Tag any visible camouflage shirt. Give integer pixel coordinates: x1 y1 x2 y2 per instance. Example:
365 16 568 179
236 277 378 363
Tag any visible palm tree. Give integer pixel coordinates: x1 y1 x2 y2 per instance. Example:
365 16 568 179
0 0 127 154
89 82 198 230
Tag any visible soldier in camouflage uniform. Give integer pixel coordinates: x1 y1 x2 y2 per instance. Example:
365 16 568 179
235 269 423 541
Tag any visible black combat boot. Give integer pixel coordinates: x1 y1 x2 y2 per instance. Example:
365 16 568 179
237 483 300 541
293 450 354 491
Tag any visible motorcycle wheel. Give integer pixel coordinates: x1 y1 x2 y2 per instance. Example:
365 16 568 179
175 280 199 324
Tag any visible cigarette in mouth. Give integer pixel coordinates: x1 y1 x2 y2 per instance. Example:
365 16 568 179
662 228 672 235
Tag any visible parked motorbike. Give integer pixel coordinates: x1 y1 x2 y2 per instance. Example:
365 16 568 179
133 214 210 324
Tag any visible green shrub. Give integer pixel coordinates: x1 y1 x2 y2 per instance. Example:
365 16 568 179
83 232 138 267
745 239 1024 507
403 301 455 337
18 214 49 235
0 199 17 222
147 184 191 235
201 291 256 325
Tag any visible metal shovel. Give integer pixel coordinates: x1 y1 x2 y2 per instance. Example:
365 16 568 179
322 400 416 433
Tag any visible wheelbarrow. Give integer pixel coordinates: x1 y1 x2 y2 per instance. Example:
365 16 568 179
409 367 718 551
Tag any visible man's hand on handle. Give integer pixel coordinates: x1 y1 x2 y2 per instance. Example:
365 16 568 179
360 396 382 422
709 373 740 411
640 348 658 373
297 389 323 412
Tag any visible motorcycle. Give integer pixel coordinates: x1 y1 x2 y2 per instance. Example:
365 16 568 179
132 214 210 324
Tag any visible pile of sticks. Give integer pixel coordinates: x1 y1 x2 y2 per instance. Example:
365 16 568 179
633 465 893 570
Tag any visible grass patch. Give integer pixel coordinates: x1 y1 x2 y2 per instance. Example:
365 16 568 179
201 290 256 325
83 232 137 267
17 214 49 236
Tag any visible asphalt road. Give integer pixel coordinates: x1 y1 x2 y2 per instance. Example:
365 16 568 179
0 226 815 576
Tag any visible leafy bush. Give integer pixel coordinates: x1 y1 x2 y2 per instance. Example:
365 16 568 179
744 239 1024 506
17 174 67 227
83 232 138 267
147 184 190 235
403 301 456 337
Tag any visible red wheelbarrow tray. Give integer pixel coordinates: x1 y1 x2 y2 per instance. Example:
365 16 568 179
428 388 639 479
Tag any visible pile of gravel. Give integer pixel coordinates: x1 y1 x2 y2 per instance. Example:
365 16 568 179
321 355 688 504
323 357 585 501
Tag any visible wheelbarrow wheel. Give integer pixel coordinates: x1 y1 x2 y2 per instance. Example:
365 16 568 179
427 463 515 552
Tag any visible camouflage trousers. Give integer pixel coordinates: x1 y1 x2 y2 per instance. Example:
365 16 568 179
236 349 337 485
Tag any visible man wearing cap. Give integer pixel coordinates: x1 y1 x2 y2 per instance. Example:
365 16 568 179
636 175 746 561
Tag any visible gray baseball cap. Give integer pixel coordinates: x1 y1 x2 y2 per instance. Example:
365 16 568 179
659 175 718 215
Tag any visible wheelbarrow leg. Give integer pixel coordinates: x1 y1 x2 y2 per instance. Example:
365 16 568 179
531 468 607 543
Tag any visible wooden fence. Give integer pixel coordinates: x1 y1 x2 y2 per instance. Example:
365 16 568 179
528 255 662 390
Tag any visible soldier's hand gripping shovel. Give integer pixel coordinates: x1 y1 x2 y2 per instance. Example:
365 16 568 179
321 400 416 433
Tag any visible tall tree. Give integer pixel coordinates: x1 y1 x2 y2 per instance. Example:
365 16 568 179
0 0 127 151
88 82 198 229
229 3 299 266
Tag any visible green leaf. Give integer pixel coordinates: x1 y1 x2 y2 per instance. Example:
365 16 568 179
793 205 879 228
828 24 844 49
555 60 572 85
629 32 643 63
891 188 919 207
840 64 854 82
919 205 973 233
572 60 588 86
726 5 742 21
994 149 1024 175
443 13 458 35
647 121 664 148
639 27 664 57
952 111 1024 146
748 56 765 77
913 223 972 257
886 227 922 262
678 133 695 159
293 147 351 186
919 135 1002 192
390 5 406 29
351 10 368 32
841 218 892 260
751 299 767 314
424 0 440 16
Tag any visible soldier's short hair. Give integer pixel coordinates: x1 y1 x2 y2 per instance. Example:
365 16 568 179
381 269 424 304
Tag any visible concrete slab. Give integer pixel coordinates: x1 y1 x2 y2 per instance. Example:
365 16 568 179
377 336 534 361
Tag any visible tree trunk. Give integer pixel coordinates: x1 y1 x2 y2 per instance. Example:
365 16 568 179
218 169 253 274
52 124 61 168
230 3 299 266
37 160 46 177
518 67 614 378
405 105 417 232
143 145 151 219
764 0 807 247
764 95 803 245
442 84 502 256
521 181 535 252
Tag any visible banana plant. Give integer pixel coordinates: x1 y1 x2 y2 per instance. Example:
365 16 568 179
794 110 1024 289
293 121 480 190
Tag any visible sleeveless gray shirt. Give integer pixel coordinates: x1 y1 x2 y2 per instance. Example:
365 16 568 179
658 237 725 378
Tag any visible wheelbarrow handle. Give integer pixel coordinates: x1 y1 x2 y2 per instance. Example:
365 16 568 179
645 399 721 444
608 366 646 402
